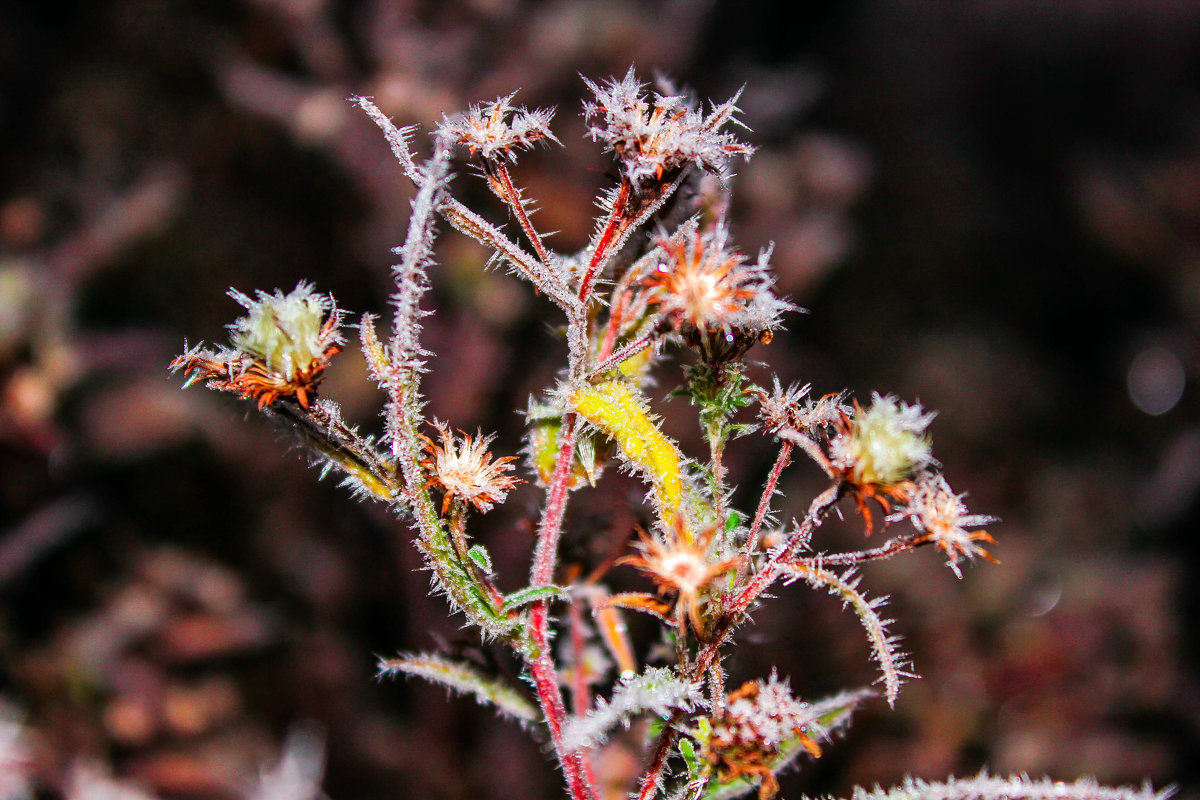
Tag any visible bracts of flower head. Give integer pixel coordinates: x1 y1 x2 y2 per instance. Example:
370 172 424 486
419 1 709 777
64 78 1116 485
171 282 343 410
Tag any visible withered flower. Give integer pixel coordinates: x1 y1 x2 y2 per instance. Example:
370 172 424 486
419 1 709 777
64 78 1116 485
828 394 935 532
420 423 521 514
615 522 739 638
583 68 752 188
705 676 824 800
643 227 789 340
440 92 559 163
892 473 997 577
171 282 343 409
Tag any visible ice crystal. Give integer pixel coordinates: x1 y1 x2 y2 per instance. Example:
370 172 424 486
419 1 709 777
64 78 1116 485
583 68 753 188
562 666 706 750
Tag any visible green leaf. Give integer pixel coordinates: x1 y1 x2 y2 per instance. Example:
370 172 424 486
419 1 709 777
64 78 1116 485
377 653 540 726
468 544 493 574
500 584 569 613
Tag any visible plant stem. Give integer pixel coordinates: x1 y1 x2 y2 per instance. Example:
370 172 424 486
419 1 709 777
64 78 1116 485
739 441 793 580
494 162 553 270
524 412 597 800
634 725 678 800
579 180 631 303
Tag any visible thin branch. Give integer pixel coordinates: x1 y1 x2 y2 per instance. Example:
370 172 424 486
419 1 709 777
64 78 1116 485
492 162 554 270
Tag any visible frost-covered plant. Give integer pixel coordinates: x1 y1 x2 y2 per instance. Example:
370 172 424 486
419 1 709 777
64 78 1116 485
172 70 1168 800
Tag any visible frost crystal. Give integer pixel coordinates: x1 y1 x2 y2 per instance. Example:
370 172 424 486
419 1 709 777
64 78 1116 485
845 773 1173 800
562 666 706 750
583 68 753 188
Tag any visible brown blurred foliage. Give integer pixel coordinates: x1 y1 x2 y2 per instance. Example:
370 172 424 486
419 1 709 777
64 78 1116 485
1 1 1197 798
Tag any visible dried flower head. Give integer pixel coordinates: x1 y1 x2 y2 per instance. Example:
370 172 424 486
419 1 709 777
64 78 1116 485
893 473 997 577
583 68 753 188
420 422 521 514
171 282 343 408
617 523 739 638
643 227 788 339
828 394 935 531
705 676 824 800
440 92 559 163
756 378 850 436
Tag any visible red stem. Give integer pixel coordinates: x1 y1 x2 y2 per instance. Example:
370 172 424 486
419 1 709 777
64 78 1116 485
495 163 553 270
792 532 931 567
578 181 631 303
596 288 632 362
739 441 793 580
525 412 597 800
634 725 677 800
567 600 599 787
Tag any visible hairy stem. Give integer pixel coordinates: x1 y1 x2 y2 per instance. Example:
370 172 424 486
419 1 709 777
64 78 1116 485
493 162 554 270
739 441 793 580
634 725 678 800
579 180 631 303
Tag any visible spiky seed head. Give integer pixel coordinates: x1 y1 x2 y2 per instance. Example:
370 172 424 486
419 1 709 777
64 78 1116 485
619 524 739 638
643 227 789 339
420 423 521 514
705 675 824 800
583 68 753 188
895 473 997 577
229 282 342 381
439 93 559 163
171 282 342 408
832 394 934 488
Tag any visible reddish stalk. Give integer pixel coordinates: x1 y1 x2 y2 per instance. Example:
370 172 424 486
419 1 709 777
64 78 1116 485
524 412 597 800
566 600 600 788
494 162 553 270
697 487 841 678
791 532 932 568
634 725 678 800
589 326 661 378
527 612 596 800
738 441 793 581
578 181 631 303
596 287 632 362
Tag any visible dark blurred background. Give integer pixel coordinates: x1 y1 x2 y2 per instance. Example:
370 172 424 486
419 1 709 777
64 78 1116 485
2 1 1198 798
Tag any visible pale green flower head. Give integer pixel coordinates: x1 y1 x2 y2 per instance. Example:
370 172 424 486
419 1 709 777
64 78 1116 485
838 393 935 486
228 282 341 380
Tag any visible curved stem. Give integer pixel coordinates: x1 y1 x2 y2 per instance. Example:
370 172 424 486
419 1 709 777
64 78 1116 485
738 441 793 581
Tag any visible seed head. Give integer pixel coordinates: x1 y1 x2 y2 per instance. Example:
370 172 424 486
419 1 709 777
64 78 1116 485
828 394 935 532
439 92 559 163
643 227 788 339
420 423 521 514
705 676 824 800
171 282 342 408
583 68 753 188
619 523 739 639
894 473 997 577
832 394 934 488
229 282 342 381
